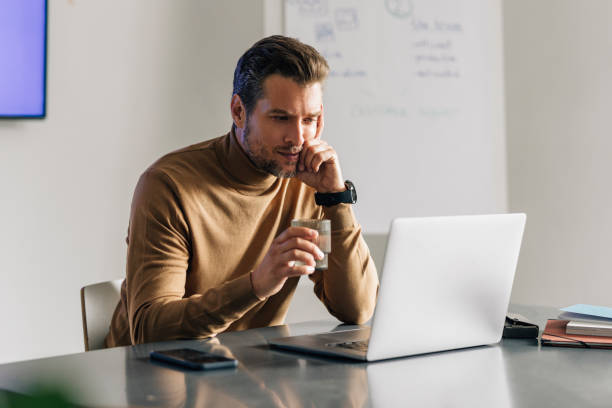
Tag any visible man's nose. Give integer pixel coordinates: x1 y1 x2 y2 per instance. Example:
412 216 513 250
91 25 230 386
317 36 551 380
284 121 305 146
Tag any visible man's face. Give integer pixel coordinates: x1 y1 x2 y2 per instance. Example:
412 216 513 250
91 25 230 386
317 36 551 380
241 74 323 178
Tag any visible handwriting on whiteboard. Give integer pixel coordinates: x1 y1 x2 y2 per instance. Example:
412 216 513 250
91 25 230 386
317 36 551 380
412 19 463 79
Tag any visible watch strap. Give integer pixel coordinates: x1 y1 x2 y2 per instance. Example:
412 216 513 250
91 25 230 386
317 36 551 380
314 180 356 207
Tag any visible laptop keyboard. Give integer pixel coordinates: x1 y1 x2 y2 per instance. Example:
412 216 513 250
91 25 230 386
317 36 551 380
327 340 369 352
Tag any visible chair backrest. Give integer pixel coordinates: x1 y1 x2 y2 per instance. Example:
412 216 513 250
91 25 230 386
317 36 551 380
80 279 123 351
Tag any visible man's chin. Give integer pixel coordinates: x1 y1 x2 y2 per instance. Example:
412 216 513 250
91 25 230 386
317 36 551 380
272 167 297 178
277 170 297 178
259 159 297 178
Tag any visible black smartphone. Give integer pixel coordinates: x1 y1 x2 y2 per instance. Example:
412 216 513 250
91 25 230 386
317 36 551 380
150 348 238 370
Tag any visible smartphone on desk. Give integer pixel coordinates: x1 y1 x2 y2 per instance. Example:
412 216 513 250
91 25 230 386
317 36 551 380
150 348 238 370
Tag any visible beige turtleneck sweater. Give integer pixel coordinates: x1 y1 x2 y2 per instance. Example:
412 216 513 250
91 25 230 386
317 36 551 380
104 131 378 347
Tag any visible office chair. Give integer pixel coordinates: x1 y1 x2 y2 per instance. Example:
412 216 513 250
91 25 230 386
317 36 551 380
80 279 123 351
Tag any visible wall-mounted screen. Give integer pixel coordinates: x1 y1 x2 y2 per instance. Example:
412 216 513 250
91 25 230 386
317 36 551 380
0 0 47 118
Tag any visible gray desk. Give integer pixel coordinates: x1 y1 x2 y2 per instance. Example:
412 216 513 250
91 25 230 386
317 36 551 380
1 305 612 407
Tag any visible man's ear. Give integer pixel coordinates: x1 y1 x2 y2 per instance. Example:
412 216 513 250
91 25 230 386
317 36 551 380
230 94 246 129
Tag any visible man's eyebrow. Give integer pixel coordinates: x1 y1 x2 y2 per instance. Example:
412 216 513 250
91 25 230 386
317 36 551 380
267 109 322 117
267 109 290 115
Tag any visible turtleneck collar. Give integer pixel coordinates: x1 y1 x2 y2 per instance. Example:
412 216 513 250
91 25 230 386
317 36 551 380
215 129 280 195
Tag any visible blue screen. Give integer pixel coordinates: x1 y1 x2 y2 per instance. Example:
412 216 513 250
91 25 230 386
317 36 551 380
0 0 47 117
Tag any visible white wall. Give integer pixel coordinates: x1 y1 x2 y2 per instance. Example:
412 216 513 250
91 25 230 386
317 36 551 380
0 1 264 364
504 0 612 307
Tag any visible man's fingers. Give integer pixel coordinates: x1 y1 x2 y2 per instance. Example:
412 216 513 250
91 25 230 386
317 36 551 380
284 263 316 278
308 147 337 173
275 226 318 245
301 140 332 173
280 248 316 267
298 139 323 172
277 237 324 259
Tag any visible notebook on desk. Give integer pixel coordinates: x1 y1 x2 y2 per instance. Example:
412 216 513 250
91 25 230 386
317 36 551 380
269 213 526 361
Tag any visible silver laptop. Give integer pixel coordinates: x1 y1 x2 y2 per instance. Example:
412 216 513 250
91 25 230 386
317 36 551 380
269 213 526 361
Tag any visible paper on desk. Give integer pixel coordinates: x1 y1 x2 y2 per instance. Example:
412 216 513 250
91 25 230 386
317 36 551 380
559 304 612 322
541 320 612 347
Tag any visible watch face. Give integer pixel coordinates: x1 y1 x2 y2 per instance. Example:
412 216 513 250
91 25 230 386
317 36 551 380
346 180 357 203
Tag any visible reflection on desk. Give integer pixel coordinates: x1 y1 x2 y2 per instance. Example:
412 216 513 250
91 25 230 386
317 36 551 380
125 339 510 407
2 306 612 407
125 328 368 408
368 346 510 407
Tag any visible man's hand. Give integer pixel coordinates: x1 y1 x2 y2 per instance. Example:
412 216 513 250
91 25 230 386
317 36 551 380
251 227 325 299
296 108 346 193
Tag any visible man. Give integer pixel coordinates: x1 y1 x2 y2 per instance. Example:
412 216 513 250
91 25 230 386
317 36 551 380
105 35 378 347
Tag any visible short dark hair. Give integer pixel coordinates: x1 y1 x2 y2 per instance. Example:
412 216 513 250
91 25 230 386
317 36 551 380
232 35 329 119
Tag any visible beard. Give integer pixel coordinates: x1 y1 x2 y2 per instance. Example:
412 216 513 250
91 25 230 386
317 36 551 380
243 119 299 178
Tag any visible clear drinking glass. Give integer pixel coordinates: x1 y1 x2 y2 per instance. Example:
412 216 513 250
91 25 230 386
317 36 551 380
290 219 331 270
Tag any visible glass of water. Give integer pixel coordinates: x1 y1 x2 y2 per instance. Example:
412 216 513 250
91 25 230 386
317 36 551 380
290 219 331 270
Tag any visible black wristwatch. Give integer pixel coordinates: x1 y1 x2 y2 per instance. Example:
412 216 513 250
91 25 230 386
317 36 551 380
314 180 357 207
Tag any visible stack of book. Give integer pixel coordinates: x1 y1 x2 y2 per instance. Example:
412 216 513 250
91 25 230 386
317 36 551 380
541 304 612 349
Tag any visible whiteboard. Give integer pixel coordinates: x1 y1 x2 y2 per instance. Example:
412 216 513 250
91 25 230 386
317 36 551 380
285 0 507 233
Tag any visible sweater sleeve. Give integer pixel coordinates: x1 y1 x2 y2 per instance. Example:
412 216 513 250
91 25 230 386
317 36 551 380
308 203 379 324
126 169 262 344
